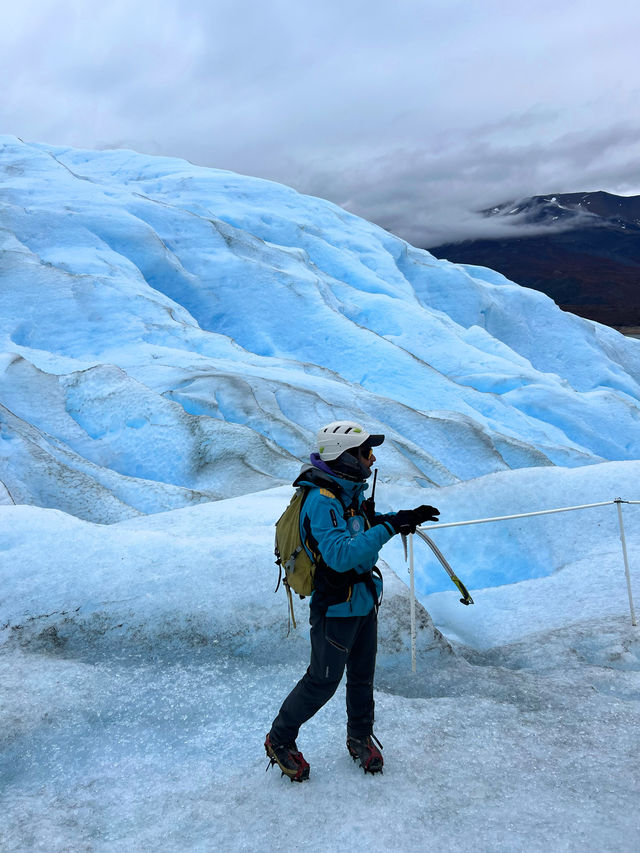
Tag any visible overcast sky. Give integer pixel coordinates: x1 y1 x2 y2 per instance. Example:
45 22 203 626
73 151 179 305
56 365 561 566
2 0 640 245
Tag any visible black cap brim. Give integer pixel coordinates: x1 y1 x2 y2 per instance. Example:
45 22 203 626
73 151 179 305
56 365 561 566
367 434 385 447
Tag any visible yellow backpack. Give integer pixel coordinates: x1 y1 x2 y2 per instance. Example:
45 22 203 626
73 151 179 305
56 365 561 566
274 485 344 628
274 488 317 599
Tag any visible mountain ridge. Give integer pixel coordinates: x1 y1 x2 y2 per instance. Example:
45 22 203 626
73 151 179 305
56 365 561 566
427 190 640 329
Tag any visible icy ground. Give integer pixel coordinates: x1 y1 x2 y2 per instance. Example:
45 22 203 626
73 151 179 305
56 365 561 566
2 617 638 853
1 466 639 852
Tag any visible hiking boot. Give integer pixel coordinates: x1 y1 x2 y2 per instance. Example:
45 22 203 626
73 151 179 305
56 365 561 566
347 733 383 774
265 733 310 782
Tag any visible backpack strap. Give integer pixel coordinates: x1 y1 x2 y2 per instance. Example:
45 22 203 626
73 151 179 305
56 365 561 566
286 584 297 632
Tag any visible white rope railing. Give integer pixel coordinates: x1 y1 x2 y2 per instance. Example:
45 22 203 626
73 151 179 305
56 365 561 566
417 499 621 530
405 497 638 672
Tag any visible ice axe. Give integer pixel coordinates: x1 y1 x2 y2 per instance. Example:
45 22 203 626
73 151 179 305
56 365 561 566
414 527 474 605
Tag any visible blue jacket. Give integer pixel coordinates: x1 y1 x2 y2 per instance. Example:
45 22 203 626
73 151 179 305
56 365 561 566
295 461 396 617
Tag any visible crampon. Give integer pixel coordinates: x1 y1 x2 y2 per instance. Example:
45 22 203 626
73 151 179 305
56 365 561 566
347 733 383 774
265 733 310 782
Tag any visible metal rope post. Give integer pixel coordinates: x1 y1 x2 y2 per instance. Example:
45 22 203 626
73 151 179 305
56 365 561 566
409 533 416 673
615 499 637 626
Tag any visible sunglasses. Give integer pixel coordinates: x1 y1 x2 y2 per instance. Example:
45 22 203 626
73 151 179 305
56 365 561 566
359 445 374 461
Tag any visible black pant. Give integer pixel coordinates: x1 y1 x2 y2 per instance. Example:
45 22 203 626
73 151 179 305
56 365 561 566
269 608 377 745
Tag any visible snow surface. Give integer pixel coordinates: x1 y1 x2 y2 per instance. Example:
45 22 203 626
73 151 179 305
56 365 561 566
1 138 639 851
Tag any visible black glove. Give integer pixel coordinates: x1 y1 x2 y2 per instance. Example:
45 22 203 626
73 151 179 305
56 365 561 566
389 510 419 535
389 505 440 535
412 504 440 525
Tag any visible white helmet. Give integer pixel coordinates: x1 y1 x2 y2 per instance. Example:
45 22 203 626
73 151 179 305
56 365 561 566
316 420 384 461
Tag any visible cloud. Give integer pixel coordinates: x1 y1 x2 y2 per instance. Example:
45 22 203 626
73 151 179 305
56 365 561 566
293 119 640 246
2 0 640 246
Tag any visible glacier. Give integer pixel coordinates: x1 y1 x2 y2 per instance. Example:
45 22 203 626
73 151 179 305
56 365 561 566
0 137 639 852
1 136 640 521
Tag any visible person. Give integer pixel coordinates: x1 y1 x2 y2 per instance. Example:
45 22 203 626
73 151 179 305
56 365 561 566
264 420 439 781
